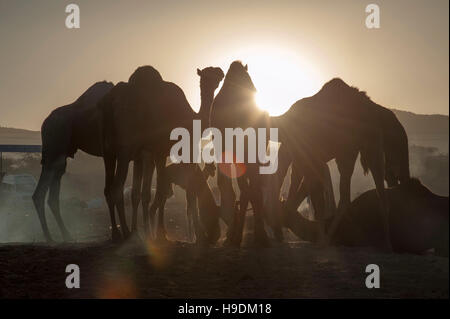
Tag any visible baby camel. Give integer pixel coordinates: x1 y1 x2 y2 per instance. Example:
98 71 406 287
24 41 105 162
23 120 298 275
157 163 219 244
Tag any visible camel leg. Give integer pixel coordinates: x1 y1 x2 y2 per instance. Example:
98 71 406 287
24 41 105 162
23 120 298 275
103 154 121 242
217 165 236 226
283 163 308 224
286 164 303 210
131 157 143 233
185 191 194 242
327 151 358 243
369 152 393 252
150 156 169 242
113 157 131 239
234 176 250 246
307 176 327 245
142 154 155 237
32 166 55 242
248 166 270 247
283 177 309 225
47 164 73 242
156 196 168 242
187 189 205 244
266 144 291 241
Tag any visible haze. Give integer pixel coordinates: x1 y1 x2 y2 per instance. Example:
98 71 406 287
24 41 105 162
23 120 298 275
0 0 448 130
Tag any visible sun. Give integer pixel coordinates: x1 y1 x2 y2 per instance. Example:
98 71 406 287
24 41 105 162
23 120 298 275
221 47 322 116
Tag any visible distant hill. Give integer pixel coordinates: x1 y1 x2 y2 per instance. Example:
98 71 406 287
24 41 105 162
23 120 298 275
391 109 449 153
0 109 448 152
0 127 41 145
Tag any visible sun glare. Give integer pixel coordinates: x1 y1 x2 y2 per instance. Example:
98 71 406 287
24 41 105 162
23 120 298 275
222 47 322 116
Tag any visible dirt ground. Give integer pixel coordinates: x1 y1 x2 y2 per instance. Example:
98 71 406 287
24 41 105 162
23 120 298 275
0 237 447 299
0 195 448 299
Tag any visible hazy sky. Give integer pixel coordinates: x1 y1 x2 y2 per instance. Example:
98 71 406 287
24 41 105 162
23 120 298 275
0 0 448 130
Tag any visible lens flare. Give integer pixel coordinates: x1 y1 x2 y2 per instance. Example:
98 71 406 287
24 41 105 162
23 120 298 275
217 151 247 178
97 275 137 299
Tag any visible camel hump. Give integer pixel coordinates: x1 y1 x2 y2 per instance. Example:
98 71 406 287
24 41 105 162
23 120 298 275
128 65 163 88
317 78 356 100
223 60 256 92
322 78 349 89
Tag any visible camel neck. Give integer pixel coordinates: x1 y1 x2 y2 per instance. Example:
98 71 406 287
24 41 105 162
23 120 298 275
198 85 215 123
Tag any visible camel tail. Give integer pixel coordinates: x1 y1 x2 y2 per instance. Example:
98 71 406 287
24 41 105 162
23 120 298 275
383 108 411 184
359 149 370 175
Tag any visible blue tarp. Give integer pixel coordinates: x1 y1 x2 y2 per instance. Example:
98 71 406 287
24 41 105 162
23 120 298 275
0 145 42 153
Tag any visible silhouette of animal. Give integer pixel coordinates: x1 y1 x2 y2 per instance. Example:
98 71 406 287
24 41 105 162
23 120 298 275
263 143 334 243
271 78 397 250
32 81 114 242
266 100 409 243
210 61 271 247
160 163 219 243
284 178 449 256
129 67 224 242
98 66 221 244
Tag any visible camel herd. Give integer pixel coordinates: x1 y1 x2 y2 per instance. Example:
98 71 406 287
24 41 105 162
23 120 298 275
31 61 448 255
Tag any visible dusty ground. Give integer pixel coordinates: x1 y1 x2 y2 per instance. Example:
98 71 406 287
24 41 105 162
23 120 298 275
0 238 447 299
0 196 448 299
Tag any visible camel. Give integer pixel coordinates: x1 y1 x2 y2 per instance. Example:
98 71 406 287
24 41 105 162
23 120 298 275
209 70 407 249
265 90 410 244
283 178 449 256
210 61 272 247
32 81 114 242
266 78 410 250
129 67 224 242
307 80 407 244
158 163 219 243
98 65 222 244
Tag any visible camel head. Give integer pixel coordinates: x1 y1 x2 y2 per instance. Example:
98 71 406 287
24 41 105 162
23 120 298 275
223 60 256 95
197 67 224 91
128 65 164 96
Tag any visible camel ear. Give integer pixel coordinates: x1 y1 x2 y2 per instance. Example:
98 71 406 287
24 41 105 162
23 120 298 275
244 64 248 71
197 68 202 76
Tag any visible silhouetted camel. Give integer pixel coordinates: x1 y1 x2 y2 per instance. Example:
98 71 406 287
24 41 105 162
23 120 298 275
270 78 398 250
284 178 448 256
159 163 218 243
32 81 114 242
98 66 221 244
265 97 410 244
130 67 224 241
210 61 271 247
